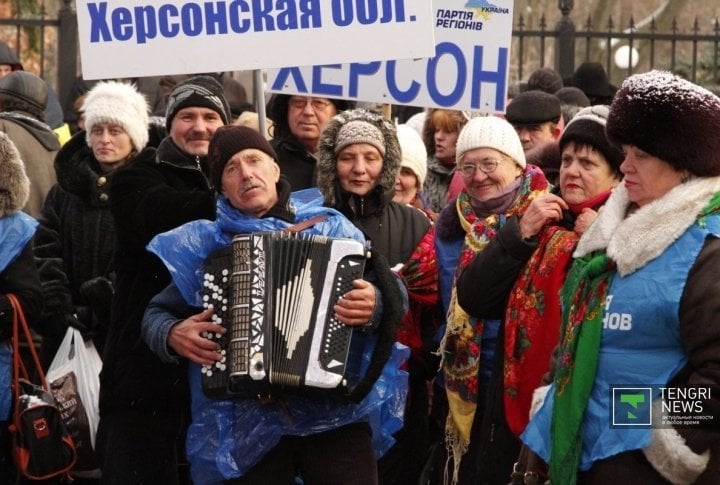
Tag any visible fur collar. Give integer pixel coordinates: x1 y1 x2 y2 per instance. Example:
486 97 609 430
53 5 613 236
0 131 30 216
575 176 720 276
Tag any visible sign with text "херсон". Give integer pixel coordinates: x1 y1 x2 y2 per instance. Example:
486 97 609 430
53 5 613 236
267 0 514 113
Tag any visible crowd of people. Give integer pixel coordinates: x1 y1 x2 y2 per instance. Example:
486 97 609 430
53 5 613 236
0 37 718 485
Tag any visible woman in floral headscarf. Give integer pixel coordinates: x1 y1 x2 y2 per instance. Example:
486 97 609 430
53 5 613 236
433 116 549 484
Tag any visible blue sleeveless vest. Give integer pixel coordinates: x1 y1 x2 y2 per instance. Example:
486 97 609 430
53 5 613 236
522 214 720 469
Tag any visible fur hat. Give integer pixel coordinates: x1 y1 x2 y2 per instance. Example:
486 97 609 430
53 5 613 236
82 81 150 152
0 71 47 112
317 108 401 207
606 70 720 177
0 131 30 216
505 90 561 126
208 125 277 190
526 67 563 94
165 75 231 131
456 116 526 168
396 124 427 188
560 105 623 175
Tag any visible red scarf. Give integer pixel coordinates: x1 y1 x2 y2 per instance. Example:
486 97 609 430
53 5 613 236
503 224 579 436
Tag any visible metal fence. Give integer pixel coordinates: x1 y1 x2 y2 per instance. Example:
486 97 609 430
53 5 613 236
0 0 77 115
513 2 720 90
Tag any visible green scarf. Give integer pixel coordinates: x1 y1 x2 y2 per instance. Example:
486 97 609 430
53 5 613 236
550 251 616 485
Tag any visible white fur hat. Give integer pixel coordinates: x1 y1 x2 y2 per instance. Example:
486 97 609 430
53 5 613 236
82 81 150 152
396 124 427 187
456 116 526 168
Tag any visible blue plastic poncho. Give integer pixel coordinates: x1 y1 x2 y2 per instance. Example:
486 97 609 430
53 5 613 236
0 211 38 420
147 190 409 484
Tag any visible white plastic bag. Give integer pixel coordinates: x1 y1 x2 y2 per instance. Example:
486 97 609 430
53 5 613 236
47 327 102 477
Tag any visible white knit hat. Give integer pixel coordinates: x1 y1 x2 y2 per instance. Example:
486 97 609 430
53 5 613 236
82 81 150 152
396 124 427 187
456 116 526 168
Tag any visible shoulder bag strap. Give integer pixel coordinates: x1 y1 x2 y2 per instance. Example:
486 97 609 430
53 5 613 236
9 293 48 393
283 215 329 233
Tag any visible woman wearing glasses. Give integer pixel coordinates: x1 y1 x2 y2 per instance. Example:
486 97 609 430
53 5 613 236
429 116 550 483
452 106 623 484
268 94 354 189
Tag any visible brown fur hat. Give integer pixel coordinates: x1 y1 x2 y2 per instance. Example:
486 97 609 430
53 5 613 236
0 131 30 216
606 70 720 177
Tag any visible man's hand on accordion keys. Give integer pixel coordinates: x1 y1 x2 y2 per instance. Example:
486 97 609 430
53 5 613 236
167 307 227 366
333 279 377 327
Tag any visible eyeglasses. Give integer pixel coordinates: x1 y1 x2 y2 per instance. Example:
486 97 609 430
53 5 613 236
288 97 332 111
459 159 501 177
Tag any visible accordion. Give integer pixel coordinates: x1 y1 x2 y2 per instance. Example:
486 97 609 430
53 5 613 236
201 231 368 399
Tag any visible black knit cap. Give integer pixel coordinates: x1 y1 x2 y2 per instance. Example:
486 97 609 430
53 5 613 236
606 70 720 177
559 105 623 175
208 125 277 190
165 75 231 131
0 71 47 111
505 90 561 126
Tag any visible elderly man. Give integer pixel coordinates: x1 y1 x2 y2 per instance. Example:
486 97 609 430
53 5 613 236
505 90 563 153
96 75 232 484
141 125 407 483
268 94 354 189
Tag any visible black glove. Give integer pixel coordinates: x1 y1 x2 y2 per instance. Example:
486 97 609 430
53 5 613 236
79 276 114 329
69 307 95 341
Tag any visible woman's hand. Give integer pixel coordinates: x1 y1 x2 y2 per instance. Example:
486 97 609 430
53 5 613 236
574 208 599 235
519 194 568 239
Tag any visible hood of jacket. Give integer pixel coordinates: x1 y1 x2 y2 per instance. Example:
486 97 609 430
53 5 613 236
316 109 401 217
0 111 60 151
0 131 30 216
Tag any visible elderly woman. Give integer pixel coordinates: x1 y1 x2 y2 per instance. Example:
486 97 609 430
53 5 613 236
434 116 549 484
393 124 433 217
455 105 623 444
522 71 720 484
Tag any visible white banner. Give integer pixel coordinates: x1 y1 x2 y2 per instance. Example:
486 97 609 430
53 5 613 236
267 0 514 113
77 0 436 80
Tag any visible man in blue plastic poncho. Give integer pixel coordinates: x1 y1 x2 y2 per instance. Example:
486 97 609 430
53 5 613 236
140 125 408 484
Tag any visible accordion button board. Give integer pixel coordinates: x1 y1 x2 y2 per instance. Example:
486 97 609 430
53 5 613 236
201 231 368 399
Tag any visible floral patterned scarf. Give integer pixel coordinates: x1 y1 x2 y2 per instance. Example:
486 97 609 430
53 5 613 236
440 165 549 481
504 224 579 437
550 251 615 485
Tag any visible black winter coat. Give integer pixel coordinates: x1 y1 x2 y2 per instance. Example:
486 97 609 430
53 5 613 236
271 136 319 190
34 132 156 364
99 137 215 416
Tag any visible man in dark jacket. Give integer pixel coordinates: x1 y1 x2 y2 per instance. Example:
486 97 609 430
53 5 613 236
268 94 354 189
0 70 60 217
96 75 231 485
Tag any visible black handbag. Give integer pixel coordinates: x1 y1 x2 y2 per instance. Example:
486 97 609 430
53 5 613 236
8 293 77 481
508 444 547 485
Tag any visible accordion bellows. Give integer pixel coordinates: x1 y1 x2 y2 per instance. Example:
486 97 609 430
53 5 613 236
201 232 368 399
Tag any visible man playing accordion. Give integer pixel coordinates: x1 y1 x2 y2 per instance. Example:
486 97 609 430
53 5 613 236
141 125 408 484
